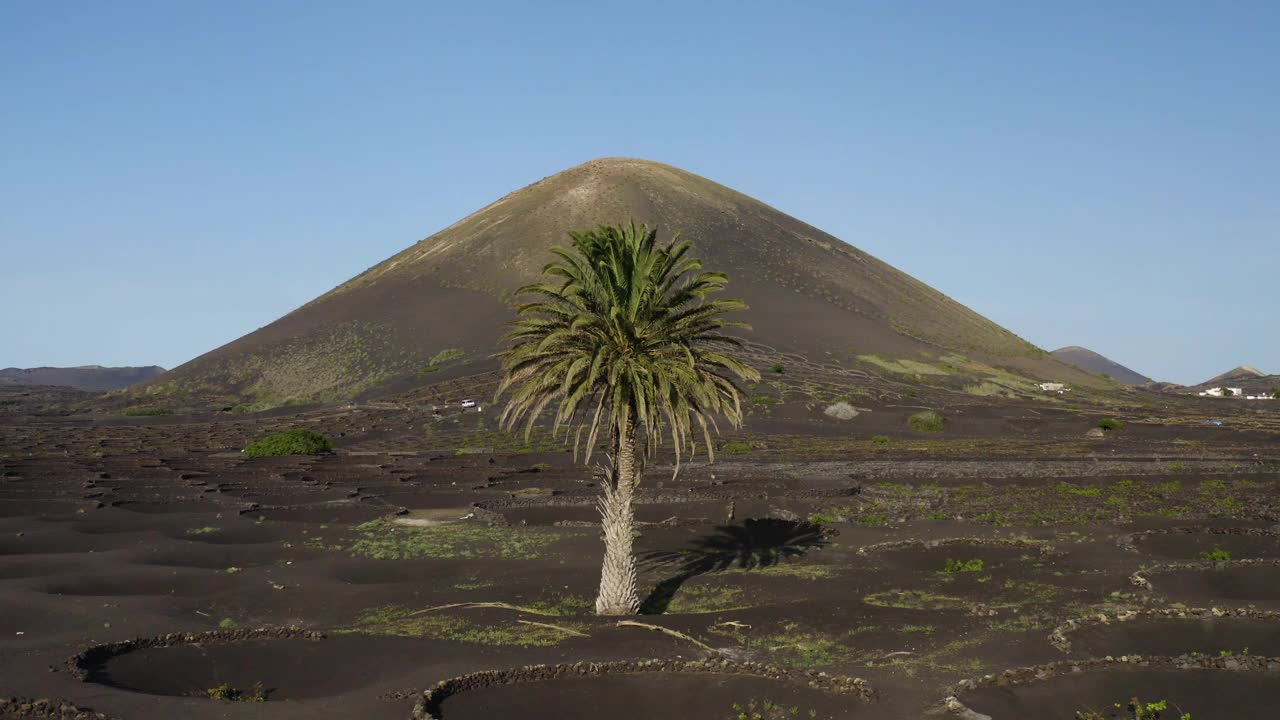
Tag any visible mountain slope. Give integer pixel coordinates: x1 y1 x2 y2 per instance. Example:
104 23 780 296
0 366 166 392
145 158 1095 407
1051 346 1153 385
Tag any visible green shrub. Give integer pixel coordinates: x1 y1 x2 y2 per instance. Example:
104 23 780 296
243 428 333 458
721 440 752 454
1201 546 1232 562
768 362 785 374
871 435 891 446
206 681 266 702
1097 418 1124 432
123 406 172 417
942 558 984 573
907 410 945 433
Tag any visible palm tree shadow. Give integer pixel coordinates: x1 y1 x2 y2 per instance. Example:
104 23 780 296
638 517 832 615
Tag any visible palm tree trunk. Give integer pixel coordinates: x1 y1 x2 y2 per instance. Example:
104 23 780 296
595 419 640 615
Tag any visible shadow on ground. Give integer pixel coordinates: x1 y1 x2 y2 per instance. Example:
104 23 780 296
639 518 830 614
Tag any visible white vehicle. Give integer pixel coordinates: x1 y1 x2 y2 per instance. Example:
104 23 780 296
460 399 477 409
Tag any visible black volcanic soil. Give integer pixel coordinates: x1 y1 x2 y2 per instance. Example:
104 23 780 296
436 672 870 720
961 667 1280 719
0 398 1278 719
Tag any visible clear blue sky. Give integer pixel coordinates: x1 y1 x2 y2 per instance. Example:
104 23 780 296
2 2 1275 384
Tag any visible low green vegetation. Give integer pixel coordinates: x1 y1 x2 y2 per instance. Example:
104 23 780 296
1200 546 1232 561
942 558 984 574
728 699 824 720
186 526 219 536
819 476 1270 527
351 605 577 646
711 621 865 668
420 347 466 374
346 520 559 560
863 589 966 610
857 355 949 376
243 428 332 458
768 362 785 374
871 635 989 676
871 434 891 446
122 406 172 417
907 410 946 433
206 682 267 702
666 582 752 613
1097 418 1125 431
217 618 238 629
721 440 753 454
524 593 593 616
1076 698 1190 720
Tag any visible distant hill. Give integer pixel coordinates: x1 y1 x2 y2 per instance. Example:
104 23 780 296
0 365 166 392
137 157 1099 408
1193 366 1277 395
1201 366 1267 387
1051 346 1152 385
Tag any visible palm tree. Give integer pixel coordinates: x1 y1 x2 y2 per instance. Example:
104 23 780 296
496 222 759 615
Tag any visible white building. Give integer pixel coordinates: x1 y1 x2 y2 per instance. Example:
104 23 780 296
1199 387 1243 397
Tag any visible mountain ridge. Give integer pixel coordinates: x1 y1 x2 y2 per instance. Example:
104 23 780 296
1 365 166 392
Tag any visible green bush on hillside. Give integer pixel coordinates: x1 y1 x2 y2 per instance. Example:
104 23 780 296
1097 418 1124 432
123 406 173 417
907 410 945 433
243 428 333 458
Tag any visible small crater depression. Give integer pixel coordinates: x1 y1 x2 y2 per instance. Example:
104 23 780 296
1133 529 1280 561
84 633 432 700
1069 615 1280 657
1149 563 1280 606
